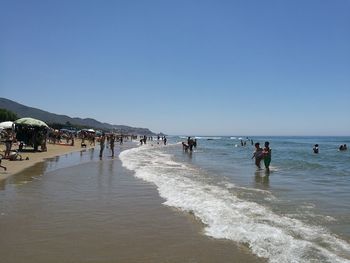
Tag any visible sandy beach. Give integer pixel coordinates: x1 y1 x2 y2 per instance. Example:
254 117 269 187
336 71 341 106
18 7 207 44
0 142 263 263
0 139 93 182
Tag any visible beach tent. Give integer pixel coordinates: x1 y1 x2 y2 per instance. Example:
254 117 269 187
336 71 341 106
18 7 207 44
14 117 48 128
14 117 49 151
0 121 14 129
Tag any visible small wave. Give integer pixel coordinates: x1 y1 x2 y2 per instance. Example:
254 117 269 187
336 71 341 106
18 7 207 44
222 182 273 195
120 147 350 263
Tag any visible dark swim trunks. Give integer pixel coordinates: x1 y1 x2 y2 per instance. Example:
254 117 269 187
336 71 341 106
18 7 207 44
264 157 271 168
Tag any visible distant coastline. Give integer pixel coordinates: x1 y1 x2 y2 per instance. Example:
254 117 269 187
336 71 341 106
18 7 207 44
0 97 156 135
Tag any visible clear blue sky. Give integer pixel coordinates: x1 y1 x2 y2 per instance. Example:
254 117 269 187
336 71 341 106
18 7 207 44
1 0 349 136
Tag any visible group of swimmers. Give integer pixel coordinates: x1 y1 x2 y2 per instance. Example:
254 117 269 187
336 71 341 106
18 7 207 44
313 143 348 154
249 140 349 172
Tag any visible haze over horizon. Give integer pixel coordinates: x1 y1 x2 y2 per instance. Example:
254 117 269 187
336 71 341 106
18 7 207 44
1 1 349 136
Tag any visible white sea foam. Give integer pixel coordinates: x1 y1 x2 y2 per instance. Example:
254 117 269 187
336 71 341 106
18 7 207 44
120 146 350 263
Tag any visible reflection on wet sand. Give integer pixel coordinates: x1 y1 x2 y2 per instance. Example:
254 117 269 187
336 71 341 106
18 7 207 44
6 162 46 188
0 148 262 263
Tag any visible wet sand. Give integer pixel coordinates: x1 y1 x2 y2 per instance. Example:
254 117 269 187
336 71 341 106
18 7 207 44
0 139 94 181
0 145 263 263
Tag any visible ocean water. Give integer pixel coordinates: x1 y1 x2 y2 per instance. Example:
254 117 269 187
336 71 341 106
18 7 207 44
120 136 350 263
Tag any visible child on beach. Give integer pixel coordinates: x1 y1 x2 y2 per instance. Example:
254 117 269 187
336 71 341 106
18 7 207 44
252 142 264 169
263 141 271 171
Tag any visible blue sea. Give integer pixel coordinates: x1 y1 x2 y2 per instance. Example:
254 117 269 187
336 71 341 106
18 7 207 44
120 136 350 263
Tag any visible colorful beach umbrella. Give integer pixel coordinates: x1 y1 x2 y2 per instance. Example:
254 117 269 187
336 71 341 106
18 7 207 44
14 117 49 128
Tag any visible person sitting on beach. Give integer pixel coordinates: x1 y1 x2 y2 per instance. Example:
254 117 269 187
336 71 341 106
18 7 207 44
263 141 272 171
313 144 319 154
252 142 263 169
8 150 23 161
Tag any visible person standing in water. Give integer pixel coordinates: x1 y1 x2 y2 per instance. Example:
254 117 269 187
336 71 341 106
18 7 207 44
252 142 264 169
109 134 115 157
263 141 271 171
313 144 319 154
99 133 106 158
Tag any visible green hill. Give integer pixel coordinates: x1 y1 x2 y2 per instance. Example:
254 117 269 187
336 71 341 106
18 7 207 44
0 98 155 135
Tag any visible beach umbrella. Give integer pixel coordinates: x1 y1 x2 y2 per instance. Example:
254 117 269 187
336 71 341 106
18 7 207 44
14 117 49 128
0 121 14 129
87 128 95 133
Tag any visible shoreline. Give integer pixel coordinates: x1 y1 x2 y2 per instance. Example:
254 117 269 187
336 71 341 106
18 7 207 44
0 139 94 182
0 142 262 262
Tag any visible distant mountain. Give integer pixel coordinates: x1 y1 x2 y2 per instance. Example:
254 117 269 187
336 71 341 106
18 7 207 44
0 97 155 135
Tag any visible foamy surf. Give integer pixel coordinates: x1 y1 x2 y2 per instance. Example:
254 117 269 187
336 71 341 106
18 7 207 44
120 145 350 263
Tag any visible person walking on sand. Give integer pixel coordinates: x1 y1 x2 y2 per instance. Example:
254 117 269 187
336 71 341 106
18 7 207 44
263 141 272 171
252 142 264 169
99 133 106 158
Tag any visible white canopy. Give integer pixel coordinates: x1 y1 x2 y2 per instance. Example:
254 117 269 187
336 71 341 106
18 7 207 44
0 121 14 129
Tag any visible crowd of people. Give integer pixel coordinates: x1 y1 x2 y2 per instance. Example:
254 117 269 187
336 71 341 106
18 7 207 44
2 125 348 177
0 121 154 172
